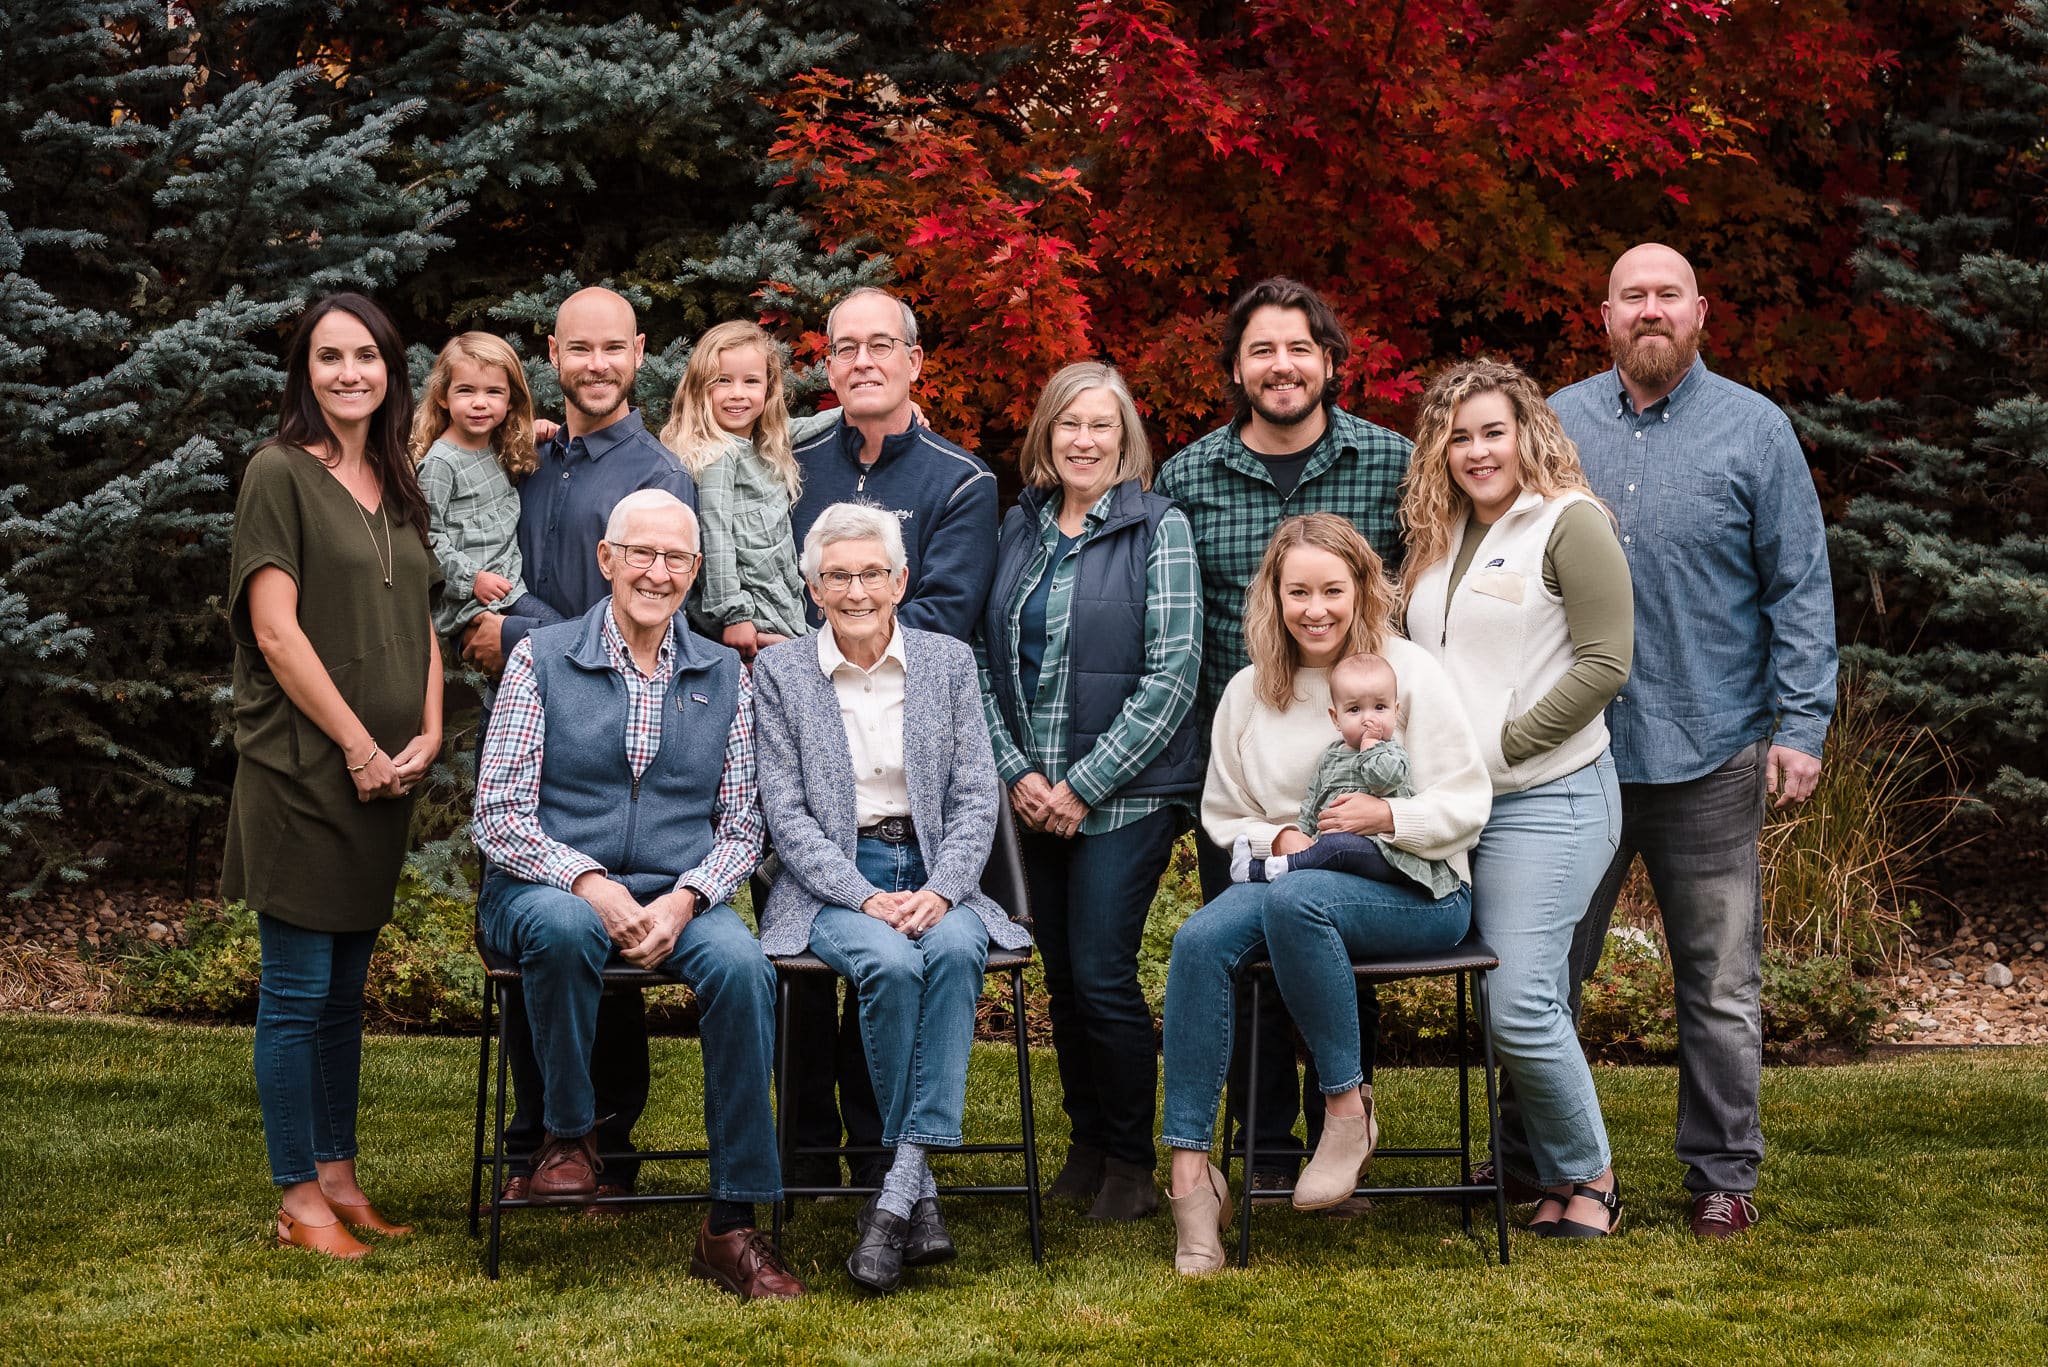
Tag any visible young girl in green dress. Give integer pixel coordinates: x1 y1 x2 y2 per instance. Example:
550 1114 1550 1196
409 332 562 648
660 321 835 659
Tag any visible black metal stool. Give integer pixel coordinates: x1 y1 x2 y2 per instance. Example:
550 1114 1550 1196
468 945 715 1278
1226 935 1510 1266
763 800 1045 1264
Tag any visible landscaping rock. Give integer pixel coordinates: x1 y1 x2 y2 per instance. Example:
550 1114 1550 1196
1985 963 2015 989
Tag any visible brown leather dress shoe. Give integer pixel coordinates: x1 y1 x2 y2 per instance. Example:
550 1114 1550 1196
689 1221 807 1301
327 1200 413 1237
475 1174 531 1218
530 1132 601 1202
585 1183 634 1218
277 1209 370 1260
1690 1191 1759 1239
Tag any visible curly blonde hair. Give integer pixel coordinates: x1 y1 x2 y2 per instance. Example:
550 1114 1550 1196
1399 358 1601 604
1244 513 1399 709
659 320 800 501
408 332 539 480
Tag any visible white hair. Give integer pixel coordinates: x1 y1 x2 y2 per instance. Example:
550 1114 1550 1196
826 286 919 349
604 488 699 548
800 501 907 583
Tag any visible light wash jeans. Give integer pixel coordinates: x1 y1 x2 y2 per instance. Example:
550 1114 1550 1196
1497 739 1772 1194
1160 869 1470 1151
478 873 783 1202
807 838 990 1148
1473 754 1620 1188
255 915 379 1185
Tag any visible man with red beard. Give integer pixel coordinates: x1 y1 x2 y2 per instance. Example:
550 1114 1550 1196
1152 277 1408 1204
465 286 699 1210
1508 242 1836 1239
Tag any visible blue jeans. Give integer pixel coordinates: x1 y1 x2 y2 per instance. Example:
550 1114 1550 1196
254 915 380 1186
1161 870 1471 1151
478 872 782 1202
1021 806 1181 1168
1473 756 1620 1187
806 838 990 1148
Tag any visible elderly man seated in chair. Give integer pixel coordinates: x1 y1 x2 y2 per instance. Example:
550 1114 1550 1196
472 488 802 1301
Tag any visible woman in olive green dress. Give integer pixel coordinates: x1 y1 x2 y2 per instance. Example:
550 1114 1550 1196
226 293 443 1259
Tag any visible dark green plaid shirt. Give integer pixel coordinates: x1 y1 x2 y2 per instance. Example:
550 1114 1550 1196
1154 405 1411 722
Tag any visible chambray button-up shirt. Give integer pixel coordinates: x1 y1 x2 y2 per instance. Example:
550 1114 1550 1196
1550 357 1836 785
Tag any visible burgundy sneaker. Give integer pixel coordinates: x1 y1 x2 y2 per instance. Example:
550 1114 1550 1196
1690 1191 1759 1239
690 1221 807 1301
530 1132 601 1202
1467 1160 1545 1205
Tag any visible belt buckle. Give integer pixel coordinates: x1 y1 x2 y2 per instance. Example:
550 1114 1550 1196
879 816 910 844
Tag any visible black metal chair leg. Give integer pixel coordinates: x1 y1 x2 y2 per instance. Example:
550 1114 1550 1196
1011 963 1044 1265
470 971 492 1238
1457 968 1473 1234
487 982 512 1279
1477 971 1510 1265
772 975 792 1248
1237 973 1262 1270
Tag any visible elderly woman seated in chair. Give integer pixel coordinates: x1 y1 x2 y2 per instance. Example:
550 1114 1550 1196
751 500 1033 1295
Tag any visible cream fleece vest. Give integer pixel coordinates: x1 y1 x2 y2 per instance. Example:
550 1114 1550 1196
1406 490 1608 794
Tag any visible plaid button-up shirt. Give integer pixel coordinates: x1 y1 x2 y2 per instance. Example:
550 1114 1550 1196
976 488 1202 835
473 606 765 906
1155 406 1410 723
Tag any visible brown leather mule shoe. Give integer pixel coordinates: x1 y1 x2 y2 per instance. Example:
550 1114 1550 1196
327 1200 413 1237
277 1209 370 1260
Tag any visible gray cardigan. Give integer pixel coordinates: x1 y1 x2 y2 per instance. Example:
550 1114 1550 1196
752 624 1032 956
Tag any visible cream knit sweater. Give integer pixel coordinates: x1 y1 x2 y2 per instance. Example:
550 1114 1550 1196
1201 635 1493 882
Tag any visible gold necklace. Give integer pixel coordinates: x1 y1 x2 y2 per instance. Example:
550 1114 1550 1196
351 494 393 589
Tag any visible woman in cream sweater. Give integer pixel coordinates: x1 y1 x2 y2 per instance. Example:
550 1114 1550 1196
1402 359 1632 1239
1159 512 1492 1274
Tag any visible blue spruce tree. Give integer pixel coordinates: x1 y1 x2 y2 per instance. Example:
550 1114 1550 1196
1804 1 2048 823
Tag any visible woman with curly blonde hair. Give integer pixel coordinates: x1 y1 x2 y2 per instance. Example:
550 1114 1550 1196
1157 512 1491 1274
1401 358 1633 1239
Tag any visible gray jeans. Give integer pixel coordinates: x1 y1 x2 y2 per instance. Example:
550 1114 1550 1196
1496 738 1768 1195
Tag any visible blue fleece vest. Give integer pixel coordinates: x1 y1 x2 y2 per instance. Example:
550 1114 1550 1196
984 480 1203 802
526 602 742 900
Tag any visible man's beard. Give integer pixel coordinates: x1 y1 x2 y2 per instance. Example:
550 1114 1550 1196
1246 373 1326 428
1611 323 1700 391
565 368 637 422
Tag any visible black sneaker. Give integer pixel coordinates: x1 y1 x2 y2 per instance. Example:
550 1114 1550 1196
846 1196 909 1294
902 1195 957 1267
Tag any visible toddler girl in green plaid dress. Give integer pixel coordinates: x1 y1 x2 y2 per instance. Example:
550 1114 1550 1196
660 320 840 661
409 333 563 671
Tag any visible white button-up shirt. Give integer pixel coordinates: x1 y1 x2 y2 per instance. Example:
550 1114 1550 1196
817 621 912 827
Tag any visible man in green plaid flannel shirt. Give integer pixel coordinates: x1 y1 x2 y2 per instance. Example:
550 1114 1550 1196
1155 278 1411 746
1153 277 1411 1190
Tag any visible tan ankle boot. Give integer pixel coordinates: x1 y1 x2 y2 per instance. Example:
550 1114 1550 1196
1293 1092 1379 1210
1168 1162 1234 1275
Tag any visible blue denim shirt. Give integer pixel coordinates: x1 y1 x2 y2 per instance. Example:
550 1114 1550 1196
499 408 697 658
1550 358 1835 784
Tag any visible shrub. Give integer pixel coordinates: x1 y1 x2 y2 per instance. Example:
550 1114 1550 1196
1759 672 1970 969
117 877 488 1030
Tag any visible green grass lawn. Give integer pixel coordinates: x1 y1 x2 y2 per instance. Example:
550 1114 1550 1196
1 1016 2043 1366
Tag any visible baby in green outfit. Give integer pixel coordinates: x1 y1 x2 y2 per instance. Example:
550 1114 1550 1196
1231 652 1460 897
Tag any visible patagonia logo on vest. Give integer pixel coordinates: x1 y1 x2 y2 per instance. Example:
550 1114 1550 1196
1486 558 1506 568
